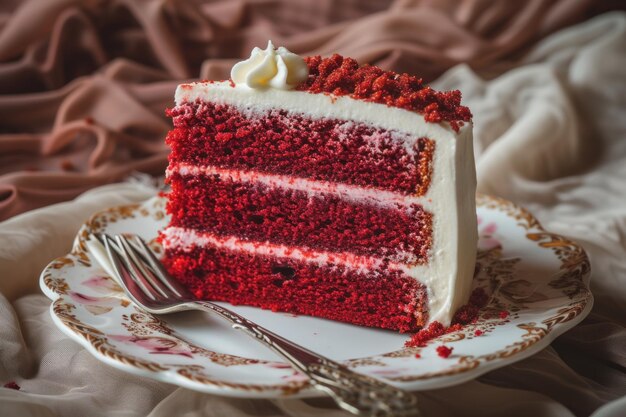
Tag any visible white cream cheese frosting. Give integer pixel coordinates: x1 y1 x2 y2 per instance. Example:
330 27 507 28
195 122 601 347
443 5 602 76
230 41 308 90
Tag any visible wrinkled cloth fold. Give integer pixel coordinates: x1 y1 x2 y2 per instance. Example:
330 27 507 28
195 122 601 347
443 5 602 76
0 0 622 220
1 3 625 417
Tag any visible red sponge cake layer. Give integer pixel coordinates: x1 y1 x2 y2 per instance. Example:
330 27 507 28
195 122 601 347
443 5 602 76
166 171 433 264
161 234 427 333
167 102 435 196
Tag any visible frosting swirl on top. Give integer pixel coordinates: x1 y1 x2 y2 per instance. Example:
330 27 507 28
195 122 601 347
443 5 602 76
230 41 308 90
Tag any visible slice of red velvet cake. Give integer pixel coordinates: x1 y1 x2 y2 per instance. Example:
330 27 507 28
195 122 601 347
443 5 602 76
162 42 477 333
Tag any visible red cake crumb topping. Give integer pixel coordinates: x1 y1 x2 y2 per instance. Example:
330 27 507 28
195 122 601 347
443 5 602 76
436 345 453 358
474 329 484 337
3 381 20 390
414 352 421 359
298 54 472 132
452 287 489 325
407 321 446 347
499 310 509 319
405 288 489 347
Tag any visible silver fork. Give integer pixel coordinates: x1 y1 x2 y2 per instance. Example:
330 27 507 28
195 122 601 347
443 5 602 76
87 233 420 417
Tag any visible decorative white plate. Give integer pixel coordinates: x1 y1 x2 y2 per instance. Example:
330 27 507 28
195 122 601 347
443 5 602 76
40 194 592 398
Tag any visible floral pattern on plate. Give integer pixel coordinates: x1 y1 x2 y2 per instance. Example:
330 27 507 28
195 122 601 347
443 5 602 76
39 194 592 397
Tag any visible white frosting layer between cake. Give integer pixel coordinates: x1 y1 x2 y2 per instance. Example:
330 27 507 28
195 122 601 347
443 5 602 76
172 82 477 326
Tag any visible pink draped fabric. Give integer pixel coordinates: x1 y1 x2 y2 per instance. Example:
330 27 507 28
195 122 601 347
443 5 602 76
0 0 620 220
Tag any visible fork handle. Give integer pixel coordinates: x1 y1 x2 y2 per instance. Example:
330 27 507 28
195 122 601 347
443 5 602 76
191 301 419 417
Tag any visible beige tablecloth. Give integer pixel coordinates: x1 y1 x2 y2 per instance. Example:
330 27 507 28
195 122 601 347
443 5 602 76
1 8 625 417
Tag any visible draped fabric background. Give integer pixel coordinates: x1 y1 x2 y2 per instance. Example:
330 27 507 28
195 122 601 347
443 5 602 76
1 0 623 221
1 1 625 416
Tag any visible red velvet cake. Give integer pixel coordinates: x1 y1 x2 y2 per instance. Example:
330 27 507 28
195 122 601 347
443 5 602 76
162 42 477 332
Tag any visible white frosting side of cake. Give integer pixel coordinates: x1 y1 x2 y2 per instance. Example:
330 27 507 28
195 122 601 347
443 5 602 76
172 82 477 326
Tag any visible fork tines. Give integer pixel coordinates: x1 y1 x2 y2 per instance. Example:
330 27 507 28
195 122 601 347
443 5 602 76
92 233 188 302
